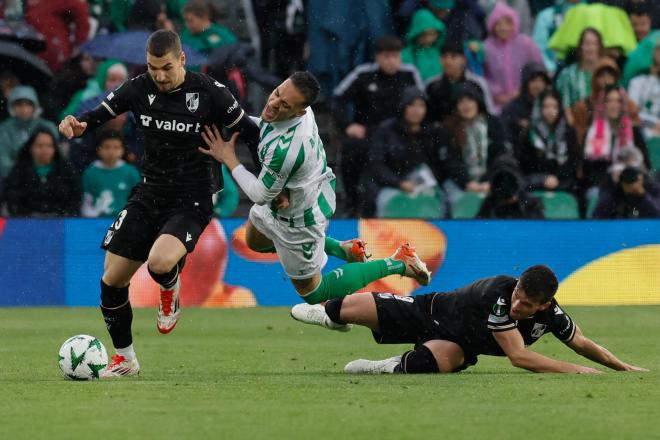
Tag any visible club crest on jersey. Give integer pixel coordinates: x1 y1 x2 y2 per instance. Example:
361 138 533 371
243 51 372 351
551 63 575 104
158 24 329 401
186 92 199 112
531 323 547 339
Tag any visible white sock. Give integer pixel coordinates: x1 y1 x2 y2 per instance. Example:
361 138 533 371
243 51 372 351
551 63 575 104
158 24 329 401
116 344 136 361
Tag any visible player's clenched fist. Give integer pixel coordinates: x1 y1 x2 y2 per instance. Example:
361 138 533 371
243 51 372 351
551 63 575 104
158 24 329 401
59 115 88 139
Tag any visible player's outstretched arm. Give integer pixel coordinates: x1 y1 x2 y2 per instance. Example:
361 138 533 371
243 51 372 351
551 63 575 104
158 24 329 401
200 124 283 206
566 326 648 372
58 115 88 139
493 329 601 374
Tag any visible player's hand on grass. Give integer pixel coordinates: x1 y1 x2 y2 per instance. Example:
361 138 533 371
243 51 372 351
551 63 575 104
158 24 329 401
199 124 239 164
59 115 87 139
576 366 602 374
621 364 649 372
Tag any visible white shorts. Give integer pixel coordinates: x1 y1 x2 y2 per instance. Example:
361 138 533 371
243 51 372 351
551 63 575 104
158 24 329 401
248 204 328 279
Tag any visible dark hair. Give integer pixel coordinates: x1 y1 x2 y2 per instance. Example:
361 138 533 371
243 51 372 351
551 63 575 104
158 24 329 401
289 71 321 106
628 2 651 17
577 27 604 63
183 0 216 20
519 265 558 303
19 127 57 162
441 39 465 56
375 35 403 53
146 30 182 57
97 129 125 148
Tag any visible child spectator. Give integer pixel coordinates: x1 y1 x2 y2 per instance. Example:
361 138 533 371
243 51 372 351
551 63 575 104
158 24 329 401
2 128 80 217
80 130 141 218
402 8 446 81
483 1 543 113
181 0 237 55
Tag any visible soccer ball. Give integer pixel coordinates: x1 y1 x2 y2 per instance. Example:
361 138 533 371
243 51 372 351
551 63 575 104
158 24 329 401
58 335 108 380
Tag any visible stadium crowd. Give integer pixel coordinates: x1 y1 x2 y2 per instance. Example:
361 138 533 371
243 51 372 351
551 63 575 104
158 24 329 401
0 0 658 220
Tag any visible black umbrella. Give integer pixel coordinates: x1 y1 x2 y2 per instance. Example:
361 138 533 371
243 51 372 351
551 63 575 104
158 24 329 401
0 40 52 91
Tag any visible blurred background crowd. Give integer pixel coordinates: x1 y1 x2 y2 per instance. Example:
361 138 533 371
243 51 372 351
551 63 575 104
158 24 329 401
0 0 658 220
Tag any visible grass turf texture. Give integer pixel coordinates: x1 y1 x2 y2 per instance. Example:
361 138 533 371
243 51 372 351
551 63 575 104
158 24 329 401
1 306 658 440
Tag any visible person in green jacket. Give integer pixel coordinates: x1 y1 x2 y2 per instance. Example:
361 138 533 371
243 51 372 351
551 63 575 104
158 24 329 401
181 0 237 56
402 8 447 82
0 86 59 180
81 130 141 218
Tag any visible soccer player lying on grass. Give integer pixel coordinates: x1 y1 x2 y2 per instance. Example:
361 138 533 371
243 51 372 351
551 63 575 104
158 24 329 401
292 265 648 374
199 71 431 311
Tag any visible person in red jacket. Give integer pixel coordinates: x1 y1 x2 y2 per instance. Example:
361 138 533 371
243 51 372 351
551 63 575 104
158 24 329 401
25 0 90 73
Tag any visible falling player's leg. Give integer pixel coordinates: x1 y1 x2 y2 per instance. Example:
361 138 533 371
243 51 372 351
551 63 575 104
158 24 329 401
148 234 188 334
293 243 431 305
100 251 142 377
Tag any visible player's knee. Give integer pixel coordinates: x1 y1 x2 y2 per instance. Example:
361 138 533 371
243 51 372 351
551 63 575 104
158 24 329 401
147 252 178 274
102 268 131 288
397 345 441 374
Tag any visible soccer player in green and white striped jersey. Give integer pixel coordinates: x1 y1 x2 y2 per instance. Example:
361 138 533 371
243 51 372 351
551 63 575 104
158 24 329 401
199 72 430 311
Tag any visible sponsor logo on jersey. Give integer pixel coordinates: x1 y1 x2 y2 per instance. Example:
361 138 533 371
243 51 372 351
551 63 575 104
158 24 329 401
139 114 201 133
186 93 199 112
148 94 156 105
531 323 547 339
226 99 239 114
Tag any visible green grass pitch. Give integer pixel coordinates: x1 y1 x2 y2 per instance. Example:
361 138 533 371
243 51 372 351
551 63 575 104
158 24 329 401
1 306 659 440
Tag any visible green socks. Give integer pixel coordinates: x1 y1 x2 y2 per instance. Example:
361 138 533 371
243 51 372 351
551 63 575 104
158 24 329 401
324 237 347 261
302 259 406 304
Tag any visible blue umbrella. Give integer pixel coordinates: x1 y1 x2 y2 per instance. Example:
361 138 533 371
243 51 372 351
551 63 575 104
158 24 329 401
80 31 207 65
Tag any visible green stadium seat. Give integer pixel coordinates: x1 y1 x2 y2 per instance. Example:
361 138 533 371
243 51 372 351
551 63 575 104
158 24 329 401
451 192 485 219
647 137 660 173
533 191 580 219
586 194 599 219
379 189 445 219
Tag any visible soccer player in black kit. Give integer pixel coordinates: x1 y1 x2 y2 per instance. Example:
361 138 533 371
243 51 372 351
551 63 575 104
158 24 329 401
59 30 258 377
292 265 648 374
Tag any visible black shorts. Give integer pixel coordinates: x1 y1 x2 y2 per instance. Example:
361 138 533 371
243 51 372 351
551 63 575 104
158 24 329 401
371 292 478 372
100 185 213 262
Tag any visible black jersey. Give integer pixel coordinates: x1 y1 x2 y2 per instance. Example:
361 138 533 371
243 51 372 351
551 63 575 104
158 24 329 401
431 276 576 357
91 71 249 197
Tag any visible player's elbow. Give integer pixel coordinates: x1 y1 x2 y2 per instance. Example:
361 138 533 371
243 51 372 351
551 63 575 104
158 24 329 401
508 352 533 370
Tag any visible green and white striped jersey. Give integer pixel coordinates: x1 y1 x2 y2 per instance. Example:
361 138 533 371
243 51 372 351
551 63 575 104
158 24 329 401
252 109 336 227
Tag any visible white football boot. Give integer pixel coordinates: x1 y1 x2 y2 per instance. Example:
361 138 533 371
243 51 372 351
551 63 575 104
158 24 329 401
290 303 352 332
101 354 140 378
157 277 181 334
344 356 402 374
390 243 431 286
